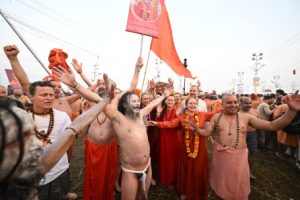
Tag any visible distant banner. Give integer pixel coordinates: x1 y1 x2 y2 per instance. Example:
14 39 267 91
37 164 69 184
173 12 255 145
5 69 21 89
253 77 260 86
126 0 163 38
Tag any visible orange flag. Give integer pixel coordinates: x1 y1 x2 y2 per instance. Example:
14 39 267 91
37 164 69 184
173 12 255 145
150 2 193 78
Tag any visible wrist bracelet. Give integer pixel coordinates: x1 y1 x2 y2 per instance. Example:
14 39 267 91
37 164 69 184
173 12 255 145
65 127 78 139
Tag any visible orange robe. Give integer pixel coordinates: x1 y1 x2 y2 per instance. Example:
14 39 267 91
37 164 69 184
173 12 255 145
83 137 117 200
157 108 181 186
158 111 215 200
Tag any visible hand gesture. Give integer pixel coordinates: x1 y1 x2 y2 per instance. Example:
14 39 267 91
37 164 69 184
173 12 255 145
103 73 115 100
3 45 19 59
52 66 76 87
163 87 174 97
286 90 300 111
71 59 83 74
147 121 158 126
184 119 198 132
136 56 143 71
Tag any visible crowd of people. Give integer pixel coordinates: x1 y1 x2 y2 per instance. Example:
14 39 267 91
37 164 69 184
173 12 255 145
1 44 300 200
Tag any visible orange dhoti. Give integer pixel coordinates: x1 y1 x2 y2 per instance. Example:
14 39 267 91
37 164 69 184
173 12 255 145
83 137 117 200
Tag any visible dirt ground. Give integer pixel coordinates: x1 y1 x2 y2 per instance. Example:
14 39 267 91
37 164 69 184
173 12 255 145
69 137 300 200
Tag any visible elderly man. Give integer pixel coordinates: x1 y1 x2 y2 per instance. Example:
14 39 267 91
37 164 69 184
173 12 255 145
187 93 300 200
53 62 173 199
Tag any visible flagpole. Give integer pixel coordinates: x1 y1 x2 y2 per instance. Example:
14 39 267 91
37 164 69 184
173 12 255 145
141 49 151 92
0 9 51 75
139 34 144 57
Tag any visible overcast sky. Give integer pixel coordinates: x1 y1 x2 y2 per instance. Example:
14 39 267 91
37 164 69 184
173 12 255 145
1 0 300 94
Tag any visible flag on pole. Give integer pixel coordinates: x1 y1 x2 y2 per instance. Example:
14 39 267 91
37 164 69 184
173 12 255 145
126 0 163 38
150 1 193 78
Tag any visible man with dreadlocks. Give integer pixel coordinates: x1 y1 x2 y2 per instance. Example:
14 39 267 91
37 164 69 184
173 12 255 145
54 62 173 199
0 92 111 199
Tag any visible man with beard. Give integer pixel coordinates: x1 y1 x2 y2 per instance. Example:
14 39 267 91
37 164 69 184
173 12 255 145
0 93 110 200
104 88 173 199
53 57 143 200
192 93 300 200
53 62 173 199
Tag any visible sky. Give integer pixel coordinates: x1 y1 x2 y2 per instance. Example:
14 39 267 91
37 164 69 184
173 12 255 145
0 0 300 94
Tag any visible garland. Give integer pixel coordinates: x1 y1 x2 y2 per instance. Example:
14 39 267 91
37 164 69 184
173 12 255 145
184 111 200 159
32 108 54 145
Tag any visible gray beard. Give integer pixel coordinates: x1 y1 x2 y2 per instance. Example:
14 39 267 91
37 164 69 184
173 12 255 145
125 109 140 120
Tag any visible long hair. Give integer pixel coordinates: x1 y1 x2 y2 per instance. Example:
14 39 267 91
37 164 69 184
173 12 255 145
0 99 24 192
118 91 135 115
0 99 41 200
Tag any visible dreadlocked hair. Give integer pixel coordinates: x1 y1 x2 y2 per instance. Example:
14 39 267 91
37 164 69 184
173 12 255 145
118 91 135 115
0 99 24 185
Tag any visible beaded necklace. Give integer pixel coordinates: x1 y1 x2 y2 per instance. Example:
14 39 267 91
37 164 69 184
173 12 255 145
97 115 107 126
215 112 240 148
184 111 200 159
31 108 54 145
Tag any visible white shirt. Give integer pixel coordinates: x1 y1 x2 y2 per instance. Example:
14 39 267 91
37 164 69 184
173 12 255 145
31 109 71 185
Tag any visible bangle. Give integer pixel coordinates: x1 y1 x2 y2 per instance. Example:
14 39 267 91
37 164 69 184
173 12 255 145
77 70 82 74
65 127 78 139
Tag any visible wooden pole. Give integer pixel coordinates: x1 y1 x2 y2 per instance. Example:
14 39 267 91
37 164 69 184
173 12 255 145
141 49 151 92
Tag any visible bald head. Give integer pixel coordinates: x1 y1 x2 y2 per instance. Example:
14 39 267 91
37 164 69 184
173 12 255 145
239 96 252 111
222 94 239 115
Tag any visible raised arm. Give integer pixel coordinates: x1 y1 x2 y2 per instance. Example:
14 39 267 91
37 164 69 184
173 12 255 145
3 45 31 97
52 66 102 103
129 56 143 91
249 91 300 131
71 58 94 87
141 88 173 116
40 97 110 174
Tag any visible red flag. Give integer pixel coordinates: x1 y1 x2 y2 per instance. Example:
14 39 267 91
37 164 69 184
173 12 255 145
150 2 193 78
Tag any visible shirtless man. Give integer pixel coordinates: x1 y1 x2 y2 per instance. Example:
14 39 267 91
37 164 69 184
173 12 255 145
186 93 300 200
104 88 173 199
239 96 260 179
54 64 173 199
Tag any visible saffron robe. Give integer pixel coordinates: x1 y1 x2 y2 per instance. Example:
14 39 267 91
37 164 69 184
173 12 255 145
157 108 181 186
83 137 117 200
158 111 215 200
210 142 250 200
